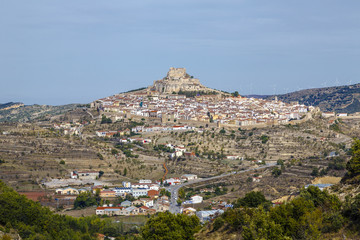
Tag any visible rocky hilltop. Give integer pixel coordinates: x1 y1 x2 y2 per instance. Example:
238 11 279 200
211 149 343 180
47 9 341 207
148 67 215 94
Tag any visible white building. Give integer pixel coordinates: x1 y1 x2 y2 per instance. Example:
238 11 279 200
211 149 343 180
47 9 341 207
165 178 181 185
114 187 132 196
132 188 149 198
191 195 203 204
226 155 242 160
140 198 154 207
322 112 335 118
139 179 152 184
149 184 160 191
181 174 198 181
132 183 150 189
96 207 121 216
95 131 107 137
77 171 99 180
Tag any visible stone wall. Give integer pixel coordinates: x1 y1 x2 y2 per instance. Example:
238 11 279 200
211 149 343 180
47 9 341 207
167 67 187 80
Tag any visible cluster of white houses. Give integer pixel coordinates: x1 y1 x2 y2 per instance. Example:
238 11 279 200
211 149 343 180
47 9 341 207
53 122 83 136
92 91 313 127
95 195 169 216
55 174 199 216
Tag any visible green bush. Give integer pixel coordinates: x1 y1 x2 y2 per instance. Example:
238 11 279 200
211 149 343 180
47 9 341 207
260 135 269 144
212 217 225 231
0 180 122 239
141 212 200 240
272 167 282 177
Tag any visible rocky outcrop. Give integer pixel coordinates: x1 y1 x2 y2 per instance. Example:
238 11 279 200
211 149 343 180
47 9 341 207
148 67 213 93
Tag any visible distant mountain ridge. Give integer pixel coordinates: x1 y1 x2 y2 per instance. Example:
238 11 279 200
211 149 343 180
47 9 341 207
265 83 360 114
0 102 24 111
0 103 79 122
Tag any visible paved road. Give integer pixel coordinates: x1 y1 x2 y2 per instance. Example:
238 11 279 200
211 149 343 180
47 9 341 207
167 163 277 213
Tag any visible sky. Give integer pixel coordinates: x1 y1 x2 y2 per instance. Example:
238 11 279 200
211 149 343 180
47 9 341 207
1 0 360 105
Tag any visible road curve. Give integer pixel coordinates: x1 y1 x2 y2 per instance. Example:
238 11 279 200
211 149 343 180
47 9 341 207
167 163 277 213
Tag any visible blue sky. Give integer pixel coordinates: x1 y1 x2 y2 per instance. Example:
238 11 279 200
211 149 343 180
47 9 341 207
1 0 360 105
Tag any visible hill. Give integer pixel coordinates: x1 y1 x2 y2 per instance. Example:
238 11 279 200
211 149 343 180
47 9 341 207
0 104 81 122
266 83 360 114
0 102 24 111
147 67 226 95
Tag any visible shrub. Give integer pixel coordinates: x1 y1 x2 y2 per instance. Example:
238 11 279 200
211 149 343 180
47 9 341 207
212 217 225 231
97 153 104 160
272 167 282 177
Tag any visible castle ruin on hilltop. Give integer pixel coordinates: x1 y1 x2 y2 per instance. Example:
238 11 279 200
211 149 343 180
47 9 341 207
148 67 213 94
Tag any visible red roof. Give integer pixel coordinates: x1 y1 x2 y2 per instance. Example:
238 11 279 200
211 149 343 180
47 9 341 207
147 190 159 199
18 192 47 202
96 207 122 210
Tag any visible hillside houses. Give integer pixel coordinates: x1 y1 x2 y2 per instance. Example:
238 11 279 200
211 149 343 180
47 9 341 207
93 93 313 128
54 123 83 136
181 174 198 181
95 129 130 138
96 205 156 216
164 177 181 185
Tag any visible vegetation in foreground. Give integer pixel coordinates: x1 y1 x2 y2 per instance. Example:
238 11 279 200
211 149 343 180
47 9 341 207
0 180 141 239
2 139 360 239
196 139 360 240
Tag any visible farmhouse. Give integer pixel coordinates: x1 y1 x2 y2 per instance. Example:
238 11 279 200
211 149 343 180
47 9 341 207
181 174 198 181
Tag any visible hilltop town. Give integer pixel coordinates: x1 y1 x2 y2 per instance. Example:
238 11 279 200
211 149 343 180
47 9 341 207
92 68 314 128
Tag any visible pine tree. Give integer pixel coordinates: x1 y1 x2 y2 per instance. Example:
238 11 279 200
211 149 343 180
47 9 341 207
346 139 360 178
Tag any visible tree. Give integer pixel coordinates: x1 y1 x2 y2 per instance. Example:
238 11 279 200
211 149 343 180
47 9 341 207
0 180 116 239
141 212 200 240
212 217 225 231
178 188 185 199
160 189 171 198
260 135 269 144
123 168 127 176
311 167 319 177
74 192 97 209
272 167 282 177
346 138 360 179
232 91 239 97
101 115 112 124
235 191 271 208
